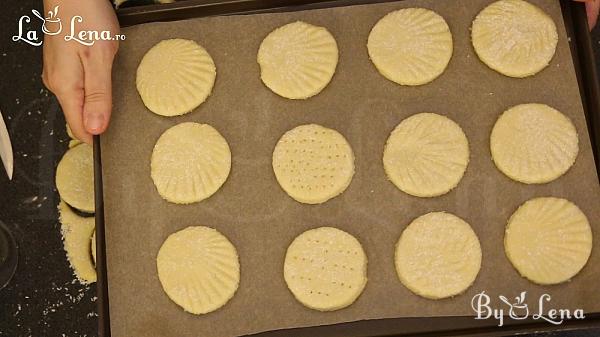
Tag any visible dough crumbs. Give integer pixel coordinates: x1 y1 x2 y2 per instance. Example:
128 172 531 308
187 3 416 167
151 122 231 204
471 0 558 78
491 103 578 184
59 201 96 284
383 113 469 197
284 227 367 311
136 39 216 116
157 226 240 315
258 21 339 99
55 143 95 213
272 124 354 204
395 212 481 299
367 8 453 86
505 197 592 285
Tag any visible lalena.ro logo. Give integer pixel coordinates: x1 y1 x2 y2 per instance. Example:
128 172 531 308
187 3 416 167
471 291 585 327
12 6 126 47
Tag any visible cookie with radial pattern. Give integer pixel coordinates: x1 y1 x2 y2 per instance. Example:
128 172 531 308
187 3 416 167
368 8 453 85
471 0 558 78
136 39 216 116
157 226 240 314
383 113 469 197
491 103 578 184
151 122 231 204
505 197 592 285
258 21 338 99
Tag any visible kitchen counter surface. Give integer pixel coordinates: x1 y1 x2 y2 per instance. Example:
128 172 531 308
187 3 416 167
0 1 599 336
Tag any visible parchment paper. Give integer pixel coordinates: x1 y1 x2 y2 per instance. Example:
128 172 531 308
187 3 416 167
101 1 600 336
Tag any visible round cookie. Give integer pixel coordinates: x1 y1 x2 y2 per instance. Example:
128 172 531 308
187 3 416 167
395 212 481 299
59 201 96 284
505 197 592 285
367 8 453 86
284 227 367 311
258 21 338 99
151 122 231 204
272 124 354 204
157 226 240 315
56 143 95 213
471 0 558 78
383 113 469 197
136 39 216 116
490 103 578 184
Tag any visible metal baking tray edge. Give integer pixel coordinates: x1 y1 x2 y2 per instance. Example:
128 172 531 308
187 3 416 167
93 1 600 336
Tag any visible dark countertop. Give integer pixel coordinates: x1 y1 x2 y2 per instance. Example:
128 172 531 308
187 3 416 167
0 1 599 337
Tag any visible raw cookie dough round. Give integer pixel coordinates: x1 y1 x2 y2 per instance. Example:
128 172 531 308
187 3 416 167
59 201 96 284
490 104 578 184
471 0 558 78
157 226 240 314
395 212 481 299
151 122 231 204
257 21 339 99
383 113 469 197
136 39 216 116
56 143 95 213
272 124 354 204
505 197 592 285
284 227 367 311
367 8 453 86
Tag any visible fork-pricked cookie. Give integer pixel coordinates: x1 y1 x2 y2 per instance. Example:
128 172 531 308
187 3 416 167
395 212 481 299
272 124 354 204
284 227 367 311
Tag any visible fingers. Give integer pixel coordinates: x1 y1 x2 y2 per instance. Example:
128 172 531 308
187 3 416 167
58 93 91 144
586 0 600 30
574 0 600 30
42 47 92 144
80 43 117 135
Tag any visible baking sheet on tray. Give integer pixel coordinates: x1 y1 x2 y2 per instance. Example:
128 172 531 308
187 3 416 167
101 0 600 336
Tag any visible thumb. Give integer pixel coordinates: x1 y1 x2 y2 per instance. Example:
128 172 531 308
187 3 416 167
586 0 600 30
81 50 114 135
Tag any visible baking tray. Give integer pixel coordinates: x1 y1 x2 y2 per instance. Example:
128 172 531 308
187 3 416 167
93 0 600 336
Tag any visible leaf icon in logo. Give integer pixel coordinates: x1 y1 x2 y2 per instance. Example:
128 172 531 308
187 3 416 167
516 291 526 305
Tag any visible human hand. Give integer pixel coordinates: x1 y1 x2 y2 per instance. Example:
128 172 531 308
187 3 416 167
575 0 600 30
42 0 119 144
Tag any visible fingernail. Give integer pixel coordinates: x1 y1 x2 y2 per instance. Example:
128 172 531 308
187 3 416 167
85 113 105 134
